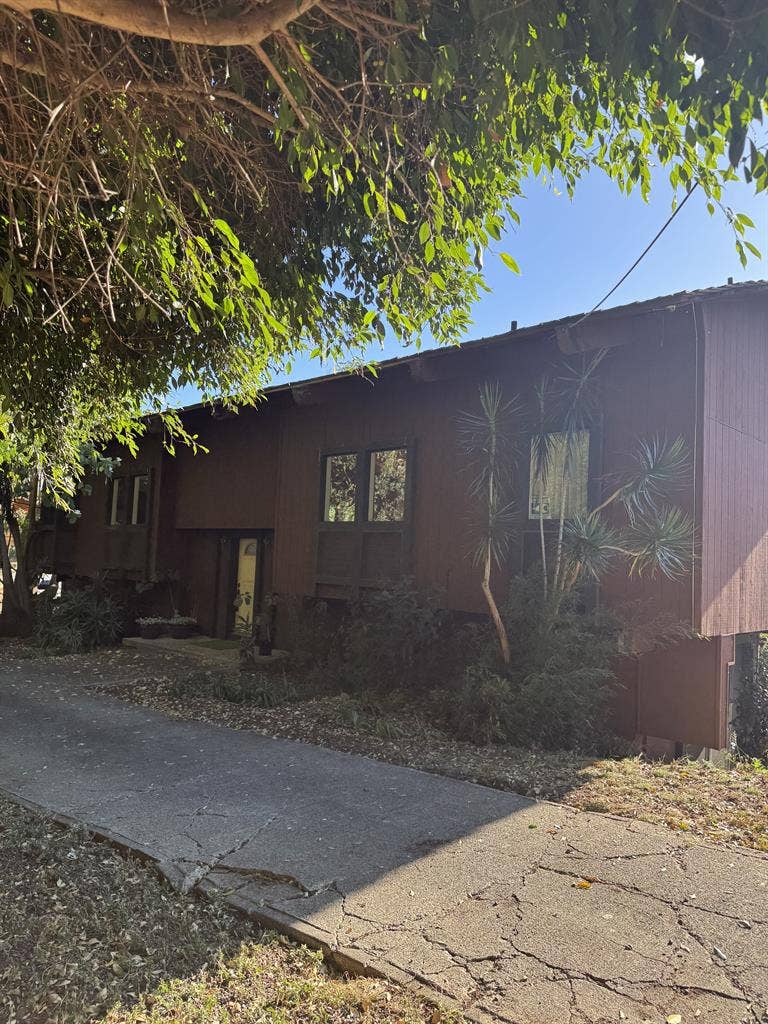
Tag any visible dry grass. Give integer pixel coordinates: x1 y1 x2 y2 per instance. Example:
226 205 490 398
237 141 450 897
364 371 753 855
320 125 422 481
0 794 457 1024
564 755 768 851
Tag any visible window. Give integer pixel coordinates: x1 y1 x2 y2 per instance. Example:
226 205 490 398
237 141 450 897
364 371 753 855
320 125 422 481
529 430 589 520
108 478 123 526
323 453 358 522
368 448 407 522
131 474 150 526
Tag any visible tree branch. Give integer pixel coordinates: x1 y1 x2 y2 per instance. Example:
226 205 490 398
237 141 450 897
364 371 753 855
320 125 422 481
5 0 319 46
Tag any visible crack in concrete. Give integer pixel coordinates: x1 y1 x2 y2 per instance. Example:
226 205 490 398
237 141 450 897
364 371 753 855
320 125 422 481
536 861 768 927
176 813 278 892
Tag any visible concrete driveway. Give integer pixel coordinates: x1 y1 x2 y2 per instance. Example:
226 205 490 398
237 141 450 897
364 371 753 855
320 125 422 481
0 654 766 1024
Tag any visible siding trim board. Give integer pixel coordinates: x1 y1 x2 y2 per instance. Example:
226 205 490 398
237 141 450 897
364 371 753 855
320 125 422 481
57 282 768 751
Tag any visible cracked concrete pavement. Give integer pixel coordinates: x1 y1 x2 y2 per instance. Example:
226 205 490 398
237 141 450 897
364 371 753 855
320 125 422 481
1 659 767 1023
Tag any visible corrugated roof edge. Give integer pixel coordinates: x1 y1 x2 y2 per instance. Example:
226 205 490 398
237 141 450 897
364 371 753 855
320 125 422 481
169 278 768 417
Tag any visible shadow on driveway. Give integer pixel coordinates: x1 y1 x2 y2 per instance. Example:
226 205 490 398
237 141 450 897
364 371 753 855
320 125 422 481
0 655 766 1023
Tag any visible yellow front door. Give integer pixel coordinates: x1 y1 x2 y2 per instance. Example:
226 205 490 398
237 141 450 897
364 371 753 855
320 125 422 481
233 538 259 637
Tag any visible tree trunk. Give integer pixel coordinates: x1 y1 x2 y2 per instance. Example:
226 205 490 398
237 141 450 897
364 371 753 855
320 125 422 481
0 516 32 635
482 542 510 665
551 459 569 600
538 502 548 600
7 514 31 614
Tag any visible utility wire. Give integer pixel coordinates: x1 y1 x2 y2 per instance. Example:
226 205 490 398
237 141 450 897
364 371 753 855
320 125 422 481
570 182 700 329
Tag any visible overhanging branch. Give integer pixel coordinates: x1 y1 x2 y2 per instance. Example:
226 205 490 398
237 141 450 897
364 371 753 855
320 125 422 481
5 0 318 46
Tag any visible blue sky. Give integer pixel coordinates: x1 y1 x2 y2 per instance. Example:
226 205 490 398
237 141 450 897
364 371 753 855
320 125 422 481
171 166 767 406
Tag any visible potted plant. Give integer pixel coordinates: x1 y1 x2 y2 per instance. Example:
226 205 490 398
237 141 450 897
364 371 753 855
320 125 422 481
136 616 165 640
167 615 199 639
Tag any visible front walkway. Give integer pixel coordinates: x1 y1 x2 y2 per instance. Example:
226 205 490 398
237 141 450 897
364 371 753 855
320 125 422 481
0 655 765 1024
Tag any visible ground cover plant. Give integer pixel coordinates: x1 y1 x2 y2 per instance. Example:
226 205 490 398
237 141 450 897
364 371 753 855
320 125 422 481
0 792 458 1024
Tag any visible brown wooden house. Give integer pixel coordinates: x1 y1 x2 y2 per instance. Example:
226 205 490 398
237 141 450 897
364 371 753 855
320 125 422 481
47 280 768 754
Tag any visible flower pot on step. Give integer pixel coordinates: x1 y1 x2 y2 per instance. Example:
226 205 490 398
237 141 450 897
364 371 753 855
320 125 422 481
138 622 163 639
168 623 197 639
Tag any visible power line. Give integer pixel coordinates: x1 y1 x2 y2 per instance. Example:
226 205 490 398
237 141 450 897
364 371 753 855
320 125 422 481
571 182 700 329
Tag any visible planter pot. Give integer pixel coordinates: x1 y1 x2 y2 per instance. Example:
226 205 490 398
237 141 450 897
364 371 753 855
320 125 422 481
138 623 163 639
168 623 197 639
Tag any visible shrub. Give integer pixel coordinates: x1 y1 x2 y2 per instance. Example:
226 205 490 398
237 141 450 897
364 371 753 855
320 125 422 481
334 578 451 695
734 637 768 761
279 597 341 675
448 665 514 746
446 574 620 752
274 580 457 696
34 585 125 654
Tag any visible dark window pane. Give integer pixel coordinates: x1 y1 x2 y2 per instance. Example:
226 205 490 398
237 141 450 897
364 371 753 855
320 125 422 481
131 475 150 526
323 454 358 522
368 448 407 522
108 479 124 526
529 431 589 520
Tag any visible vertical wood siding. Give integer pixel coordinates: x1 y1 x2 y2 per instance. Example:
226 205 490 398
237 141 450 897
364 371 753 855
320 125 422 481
272 310 700 629
71 436 164 579
700 294 768 635
598 309 699 627
172 406 281 530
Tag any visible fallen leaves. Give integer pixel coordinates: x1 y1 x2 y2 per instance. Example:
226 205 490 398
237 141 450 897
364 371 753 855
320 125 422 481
0 794 454 1024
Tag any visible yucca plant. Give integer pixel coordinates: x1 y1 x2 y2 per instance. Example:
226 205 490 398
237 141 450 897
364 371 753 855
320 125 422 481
530 375 558 600
457 381 522 664
549 351 605 598
556 437 695 609
459 364 695 654
531 353 694 612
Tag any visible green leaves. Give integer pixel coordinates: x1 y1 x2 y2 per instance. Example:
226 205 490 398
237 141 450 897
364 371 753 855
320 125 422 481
620 435 690 520
3 0 768 473
626 506 695 580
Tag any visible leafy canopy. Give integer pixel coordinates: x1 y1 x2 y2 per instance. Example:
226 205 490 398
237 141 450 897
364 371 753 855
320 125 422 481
1 0 767 477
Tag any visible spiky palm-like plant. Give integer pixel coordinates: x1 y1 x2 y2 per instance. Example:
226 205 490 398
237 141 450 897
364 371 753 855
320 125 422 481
459 365 695 658
530 375 558 600
557 436 695 605
549 351 605 598
532 354 694 612
457 381 522 664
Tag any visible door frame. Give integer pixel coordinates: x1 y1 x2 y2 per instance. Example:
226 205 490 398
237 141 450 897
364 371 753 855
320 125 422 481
213 529 274 638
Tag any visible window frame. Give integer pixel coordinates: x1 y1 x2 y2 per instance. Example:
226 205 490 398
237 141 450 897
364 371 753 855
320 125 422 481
520 423 602 578
527 429 591 523
365 445 410 525
106 477 126 527
130 473 151 527
315 439 414 593
319 450 361 526
106 472 152 529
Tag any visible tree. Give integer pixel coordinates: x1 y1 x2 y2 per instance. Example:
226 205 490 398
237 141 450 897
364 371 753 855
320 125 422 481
457 381 521 664
0 409 119 633
1 1 767 473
